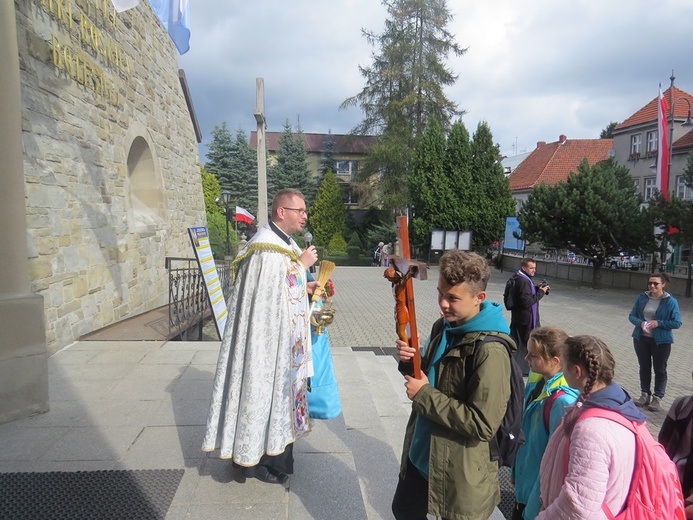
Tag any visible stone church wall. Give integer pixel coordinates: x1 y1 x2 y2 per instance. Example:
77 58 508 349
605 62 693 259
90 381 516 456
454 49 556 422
15 0 206 354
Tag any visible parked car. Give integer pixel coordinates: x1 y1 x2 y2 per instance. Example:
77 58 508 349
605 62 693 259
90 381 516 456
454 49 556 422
607 252 644 270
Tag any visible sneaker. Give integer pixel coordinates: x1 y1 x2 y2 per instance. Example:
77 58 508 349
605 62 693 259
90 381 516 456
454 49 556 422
648 396 662 412
634 392 651 407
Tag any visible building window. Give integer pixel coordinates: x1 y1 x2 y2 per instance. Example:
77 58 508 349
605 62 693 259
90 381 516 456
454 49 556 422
340 182 359 205
676 176 693 200
646 131 658 152
630 134 642 155
644 177 657 199
633 178 640 191
336 160 359 180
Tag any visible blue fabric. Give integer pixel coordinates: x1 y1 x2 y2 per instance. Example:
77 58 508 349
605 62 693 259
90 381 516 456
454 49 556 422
583 382 646 423
409 301 510 480
512 371 579 519
629 292 681 345
308 329 342 419
150 0 191 54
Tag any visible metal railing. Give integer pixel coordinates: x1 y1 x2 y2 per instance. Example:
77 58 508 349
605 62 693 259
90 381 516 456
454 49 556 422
165 257 232 340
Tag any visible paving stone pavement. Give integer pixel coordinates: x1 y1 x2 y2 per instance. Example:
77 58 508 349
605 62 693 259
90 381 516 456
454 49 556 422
0 265 690 520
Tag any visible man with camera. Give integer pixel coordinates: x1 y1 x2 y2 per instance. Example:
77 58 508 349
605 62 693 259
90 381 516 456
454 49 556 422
509 258 550 375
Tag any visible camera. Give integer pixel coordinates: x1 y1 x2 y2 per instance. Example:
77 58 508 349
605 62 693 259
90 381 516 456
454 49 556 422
540 279 550 295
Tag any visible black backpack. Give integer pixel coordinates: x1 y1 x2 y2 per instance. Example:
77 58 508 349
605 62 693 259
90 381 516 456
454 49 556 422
503 275 517 310
465 334 525 467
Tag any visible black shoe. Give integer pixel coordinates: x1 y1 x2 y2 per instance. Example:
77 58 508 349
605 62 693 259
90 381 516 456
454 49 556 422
254 465 289 485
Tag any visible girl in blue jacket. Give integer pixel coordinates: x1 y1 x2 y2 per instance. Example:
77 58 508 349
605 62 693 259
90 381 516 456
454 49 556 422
511 326 580 520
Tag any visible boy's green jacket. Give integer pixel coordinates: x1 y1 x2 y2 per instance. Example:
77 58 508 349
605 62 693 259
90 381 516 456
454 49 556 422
398 302 513 520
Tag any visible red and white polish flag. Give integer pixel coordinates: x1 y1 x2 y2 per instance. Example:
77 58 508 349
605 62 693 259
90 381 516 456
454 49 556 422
657 87 670 198
235 206 255 224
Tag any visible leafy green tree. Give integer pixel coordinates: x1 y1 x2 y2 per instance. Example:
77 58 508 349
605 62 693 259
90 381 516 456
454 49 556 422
205 122 234 188
469 121 515 246
642 192 693 268
200 166 237 258
201 166 223 219
518 158 648 287
600 122 618 139
309 171 345 245
409 118 456 248
268 120 316 203
319 130 337 176
341 0 466 212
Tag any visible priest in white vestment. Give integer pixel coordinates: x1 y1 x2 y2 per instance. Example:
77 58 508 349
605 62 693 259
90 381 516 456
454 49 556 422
202 189 319 484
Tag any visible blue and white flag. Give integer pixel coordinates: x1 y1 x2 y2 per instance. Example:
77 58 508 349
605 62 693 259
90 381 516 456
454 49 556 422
150 0 191 55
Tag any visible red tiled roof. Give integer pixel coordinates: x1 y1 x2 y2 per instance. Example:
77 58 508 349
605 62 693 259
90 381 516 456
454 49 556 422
249 132 379 154
616 86 693 130
509 136 614 191
673 129 693 151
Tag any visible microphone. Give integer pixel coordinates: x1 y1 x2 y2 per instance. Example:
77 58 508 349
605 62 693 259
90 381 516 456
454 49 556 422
304 232 316 273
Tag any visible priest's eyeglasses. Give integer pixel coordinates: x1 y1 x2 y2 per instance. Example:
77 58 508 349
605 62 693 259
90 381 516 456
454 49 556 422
282 207 308 216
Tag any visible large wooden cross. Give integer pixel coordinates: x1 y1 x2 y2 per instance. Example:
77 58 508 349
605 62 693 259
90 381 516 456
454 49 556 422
383 216 428 378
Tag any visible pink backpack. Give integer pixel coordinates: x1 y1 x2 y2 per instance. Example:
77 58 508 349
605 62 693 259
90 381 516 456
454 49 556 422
567 407 686 520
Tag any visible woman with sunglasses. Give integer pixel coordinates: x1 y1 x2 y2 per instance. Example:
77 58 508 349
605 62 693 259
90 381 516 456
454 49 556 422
628 272 682 411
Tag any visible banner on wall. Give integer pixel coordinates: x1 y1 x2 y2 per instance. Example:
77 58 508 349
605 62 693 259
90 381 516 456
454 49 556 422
188 227 227 337
503 217 526 251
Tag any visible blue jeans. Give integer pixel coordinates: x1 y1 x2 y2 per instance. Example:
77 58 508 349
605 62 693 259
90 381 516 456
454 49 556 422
633 336 671 398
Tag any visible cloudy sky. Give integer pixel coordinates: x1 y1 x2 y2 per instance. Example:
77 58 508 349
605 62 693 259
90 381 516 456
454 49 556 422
177 0 693 161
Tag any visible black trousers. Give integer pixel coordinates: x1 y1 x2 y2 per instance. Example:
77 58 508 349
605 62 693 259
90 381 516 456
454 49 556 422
633 336 671 398
392 458 451 520
237 443 294 477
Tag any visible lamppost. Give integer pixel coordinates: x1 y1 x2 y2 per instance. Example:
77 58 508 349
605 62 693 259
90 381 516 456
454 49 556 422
651 73 693 274
216 190 233 258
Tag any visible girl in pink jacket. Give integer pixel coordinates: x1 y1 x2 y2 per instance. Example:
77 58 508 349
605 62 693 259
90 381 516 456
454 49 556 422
536 335 646 519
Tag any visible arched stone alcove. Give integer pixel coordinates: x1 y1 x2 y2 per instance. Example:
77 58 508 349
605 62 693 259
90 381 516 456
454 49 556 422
124 124 166 232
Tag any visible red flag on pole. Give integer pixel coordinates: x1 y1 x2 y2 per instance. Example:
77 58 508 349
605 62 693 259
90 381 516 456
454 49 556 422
235 206 255 224
657 87 670 199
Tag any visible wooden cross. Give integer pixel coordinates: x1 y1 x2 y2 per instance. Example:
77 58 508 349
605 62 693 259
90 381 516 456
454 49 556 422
383 216 428 379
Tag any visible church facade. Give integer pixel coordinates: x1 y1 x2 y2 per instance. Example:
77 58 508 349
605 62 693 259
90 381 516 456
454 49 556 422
1 0 205 422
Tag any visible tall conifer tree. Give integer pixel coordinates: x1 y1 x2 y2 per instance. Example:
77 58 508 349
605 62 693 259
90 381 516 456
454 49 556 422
341 0 465 211
268 120 316 204
310 171 346 245
470 121 515 245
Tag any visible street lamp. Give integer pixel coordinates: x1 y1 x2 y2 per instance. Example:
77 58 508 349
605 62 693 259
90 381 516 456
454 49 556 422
216 190 233 258
649 73 693 274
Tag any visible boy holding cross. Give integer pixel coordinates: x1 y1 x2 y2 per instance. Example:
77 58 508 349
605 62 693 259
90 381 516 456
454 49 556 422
393 250 513 520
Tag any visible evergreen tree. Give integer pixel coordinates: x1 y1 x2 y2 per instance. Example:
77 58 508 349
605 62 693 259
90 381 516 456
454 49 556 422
319 130 337 177
470 121 515 246
341 0 465 212
409 118 455 248
227 128 258 215
445 120 475 230
268 120 316 204
600 121 618 139
518 158 648 287
309 170 346 246
205 122 234 188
